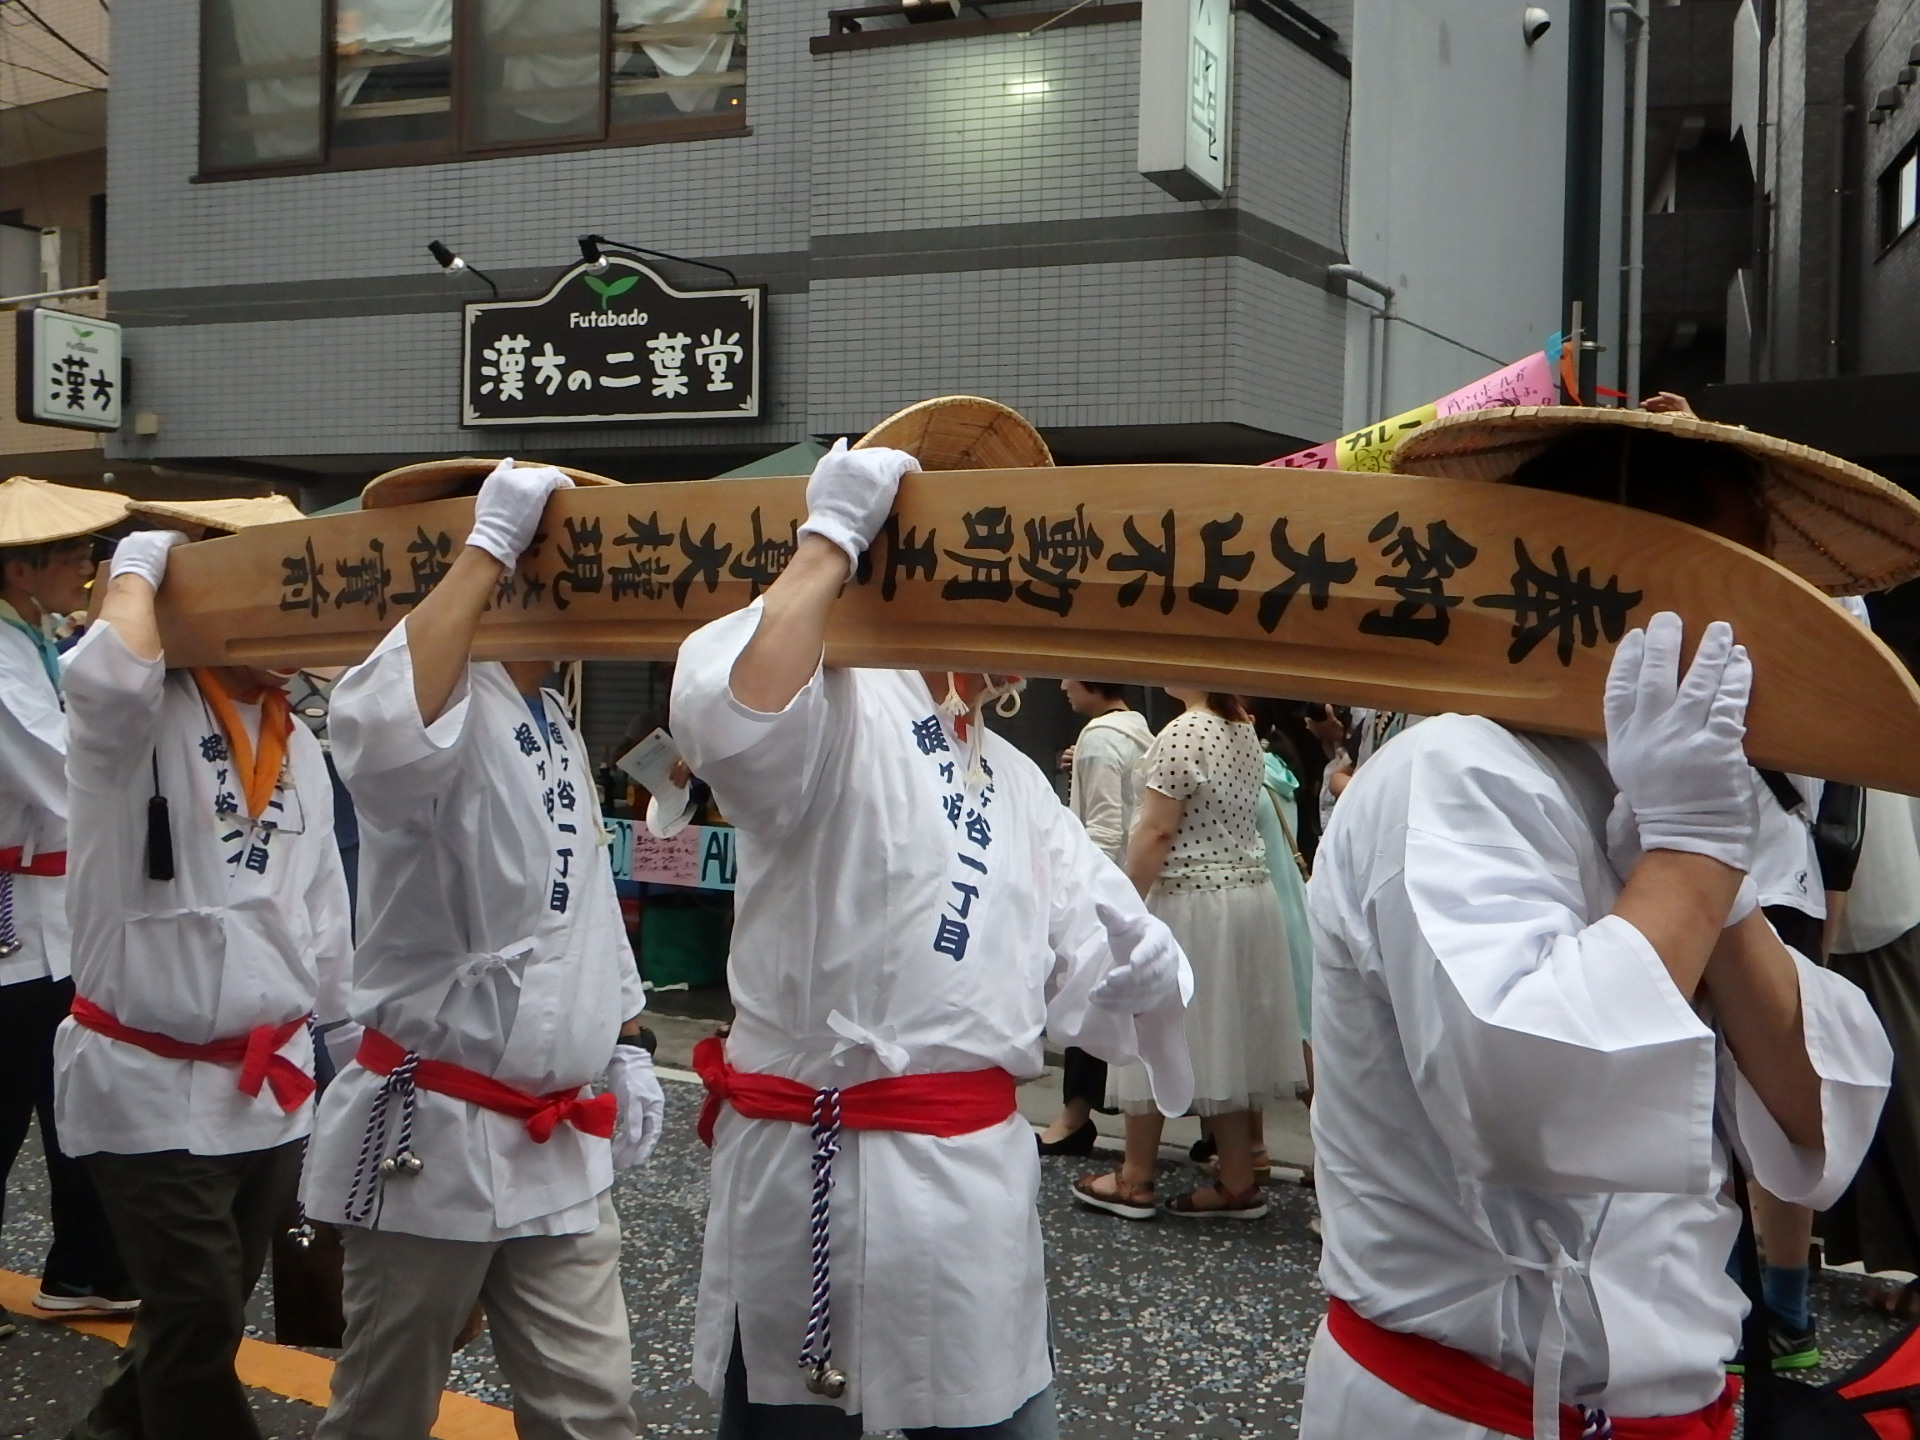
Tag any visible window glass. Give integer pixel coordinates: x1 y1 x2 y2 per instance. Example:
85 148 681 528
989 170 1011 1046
202 0 325 168
333 0 454 154
1900 153 1919 237
473 0 606 146
611 0 746 129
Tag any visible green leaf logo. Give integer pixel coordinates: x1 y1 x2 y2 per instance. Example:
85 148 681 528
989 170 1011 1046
75 328 94 338
583 273 639 310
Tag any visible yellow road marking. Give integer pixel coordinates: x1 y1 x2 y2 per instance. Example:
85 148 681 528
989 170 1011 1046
0 1267 514 1438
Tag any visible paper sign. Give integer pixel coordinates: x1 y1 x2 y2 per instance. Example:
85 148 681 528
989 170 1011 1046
616 727 691 823
609 818 736 892
1266 349 1559 472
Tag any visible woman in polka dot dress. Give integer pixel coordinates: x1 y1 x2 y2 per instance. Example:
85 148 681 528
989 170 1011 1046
1073 687 1304 1221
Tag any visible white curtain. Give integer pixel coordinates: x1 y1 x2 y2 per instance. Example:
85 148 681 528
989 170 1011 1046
222 0 325 160
333 0 453 109
615 0 740 115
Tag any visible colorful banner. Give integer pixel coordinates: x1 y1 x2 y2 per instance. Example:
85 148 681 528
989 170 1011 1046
1266 348 1560 473
608 818 736 892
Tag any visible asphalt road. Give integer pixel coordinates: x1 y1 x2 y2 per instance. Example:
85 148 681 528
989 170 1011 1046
3 1043 1913 1437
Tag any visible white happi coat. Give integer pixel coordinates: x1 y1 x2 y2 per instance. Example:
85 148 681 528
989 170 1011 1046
673 602 1192 1433
304 622 644 1241
0 620 71 986
1300 714 1891 1437
54 622 354 1157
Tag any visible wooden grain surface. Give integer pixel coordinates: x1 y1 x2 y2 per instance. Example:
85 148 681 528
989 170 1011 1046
152 464 1920 794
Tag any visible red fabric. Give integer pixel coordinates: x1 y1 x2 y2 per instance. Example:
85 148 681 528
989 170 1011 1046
69 996 315 1113
355 1029 617 1144
0 846 65 877
691 1034 1018 1148
1325 1297 1739 1440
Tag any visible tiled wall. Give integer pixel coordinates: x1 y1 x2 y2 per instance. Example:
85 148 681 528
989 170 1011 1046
108 3 1351 469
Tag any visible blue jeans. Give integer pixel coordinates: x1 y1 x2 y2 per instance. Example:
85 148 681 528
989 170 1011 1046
717 1328 1058 1439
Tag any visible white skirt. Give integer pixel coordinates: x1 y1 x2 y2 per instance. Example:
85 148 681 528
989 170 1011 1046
1110 879 1304 1116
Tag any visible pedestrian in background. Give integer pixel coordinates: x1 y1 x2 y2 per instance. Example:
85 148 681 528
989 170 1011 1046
1250 702 1316 1101
1075 688 1303 1220
0 481 135 1335
1037 680 1154 1156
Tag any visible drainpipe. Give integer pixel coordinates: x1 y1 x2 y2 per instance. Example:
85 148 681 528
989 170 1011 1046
1610 1 1649 403
1328 264 1397 416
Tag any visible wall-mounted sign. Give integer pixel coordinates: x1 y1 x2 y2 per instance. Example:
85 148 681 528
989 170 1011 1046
15 307 122 432
462 257 763 427
1138 0 1234 201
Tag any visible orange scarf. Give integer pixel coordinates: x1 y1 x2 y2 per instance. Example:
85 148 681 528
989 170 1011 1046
191 669 293 820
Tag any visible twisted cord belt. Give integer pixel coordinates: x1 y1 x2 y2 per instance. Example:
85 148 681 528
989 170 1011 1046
343 1028 618 1223
692 1034 1018 1399
0 847 65 960
68 996 316 1111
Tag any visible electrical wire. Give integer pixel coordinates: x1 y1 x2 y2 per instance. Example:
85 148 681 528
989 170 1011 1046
1 0 107 76
0 52 103 92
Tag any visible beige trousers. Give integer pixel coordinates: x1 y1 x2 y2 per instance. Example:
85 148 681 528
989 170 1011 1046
316 1192 634 1440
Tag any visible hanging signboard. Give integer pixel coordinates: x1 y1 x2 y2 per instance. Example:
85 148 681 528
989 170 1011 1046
1138 0 1233 200
15 307 122 432
462 257 763 427
150 464 1920 795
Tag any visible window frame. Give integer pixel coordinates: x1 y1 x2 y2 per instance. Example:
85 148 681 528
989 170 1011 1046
196 0 749 182
1878 141 1919 254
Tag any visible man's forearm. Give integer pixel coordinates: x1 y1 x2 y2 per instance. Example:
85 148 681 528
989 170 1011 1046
1611 849 1744 1001
404 546 503 725
95 575 163 662
729 535 847 714
1704 911 1824 1150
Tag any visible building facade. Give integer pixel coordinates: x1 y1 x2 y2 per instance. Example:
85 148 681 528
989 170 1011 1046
107 1 1358 506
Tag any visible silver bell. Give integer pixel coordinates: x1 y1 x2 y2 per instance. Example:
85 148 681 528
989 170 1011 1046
379 1151 424 1178
804 1363 847 1399
0 939 21 960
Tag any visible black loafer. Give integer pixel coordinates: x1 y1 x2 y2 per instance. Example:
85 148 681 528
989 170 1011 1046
1036 1120 1099 1156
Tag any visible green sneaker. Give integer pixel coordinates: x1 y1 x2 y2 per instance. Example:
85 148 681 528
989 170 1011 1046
1727 1319 1820 1374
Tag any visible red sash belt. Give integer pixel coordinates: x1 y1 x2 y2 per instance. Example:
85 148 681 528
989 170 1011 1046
691 1034 1018 1147
355 1029 617 1144
1326 1297 1738 1440
69 996 315 1113
0 847 65 877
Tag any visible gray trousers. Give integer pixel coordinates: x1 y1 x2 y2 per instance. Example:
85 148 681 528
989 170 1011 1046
316 1192 633 1440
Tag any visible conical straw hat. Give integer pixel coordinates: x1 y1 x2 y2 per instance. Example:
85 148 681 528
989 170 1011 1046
128 495 306 534
856 396 1053 470
0 475 128 547
361 458 621 510
1393 405 1920 596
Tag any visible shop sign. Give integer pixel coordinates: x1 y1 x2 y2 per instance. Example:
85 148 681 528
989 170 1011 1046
609 818 736 892
462 257 763 427
15 307 122 431
1138 0 1233 200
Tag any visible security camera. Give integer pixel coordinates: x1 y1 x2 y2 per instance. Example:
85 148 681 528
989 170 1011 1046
1523 6 1552 44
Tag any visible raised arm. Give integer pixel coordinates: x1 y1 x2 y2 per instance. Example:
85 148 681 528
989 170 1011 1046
406 459 572 725
728 439 918 714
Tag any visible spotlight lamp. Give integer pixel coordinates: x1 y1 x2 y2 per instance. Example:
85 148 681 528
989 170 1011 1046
575 233 739 287
426 239 499 299
1523 6 1552 44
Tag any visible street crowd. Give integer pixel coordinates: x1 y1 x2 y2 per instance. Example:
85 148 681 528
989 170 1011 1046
4 391 1920 1440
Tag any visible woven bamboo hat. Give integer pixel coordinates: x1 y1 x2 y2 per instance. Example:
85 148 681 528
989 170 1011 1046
1394 405 1920 596
128 495 305 534
855 396 1053 470
361 458 622 511
0 475 129 547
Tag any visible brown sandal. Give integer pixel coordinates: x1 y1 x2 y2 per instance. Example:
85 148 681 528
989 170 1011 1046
1072 1170 1158 1221
1167 1181 1269 1220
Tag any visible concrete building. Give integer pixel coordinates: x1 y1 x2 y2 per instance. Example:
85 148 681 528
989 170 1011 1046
107 0 1359 504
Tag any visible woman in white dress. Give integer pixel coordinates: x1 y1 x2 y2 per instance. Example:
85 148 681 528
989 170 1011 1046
1073 688 1303 1220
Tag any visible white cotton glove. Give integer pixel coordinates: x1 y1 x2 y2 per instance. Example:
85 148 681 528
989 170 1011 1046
465 458 573 568
1606 793 1759 928
109 530 189 589
608 1046 666 1170
794 438 921 576
1603 611 1757 874
1089 900 1189 1015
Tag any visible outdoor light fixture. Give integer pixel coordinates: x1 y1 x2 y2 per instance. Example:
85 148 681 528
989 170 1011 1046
426 239 499 299
902 0 960 21
1007 78 1051 97
576 234 739 287
1523 6 1552 44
